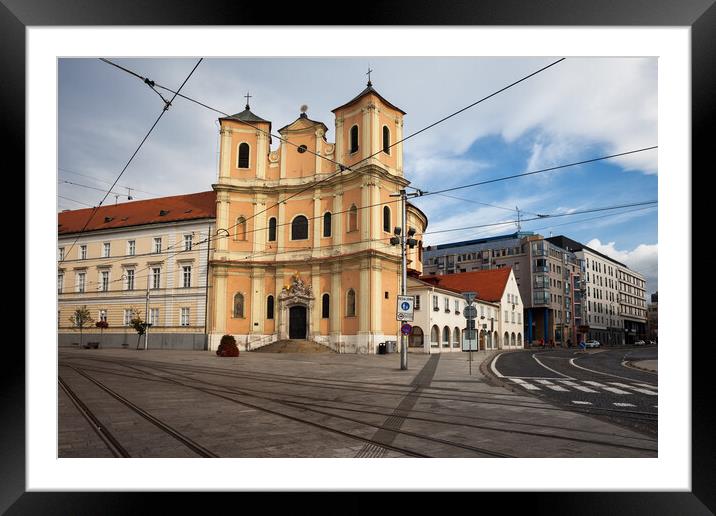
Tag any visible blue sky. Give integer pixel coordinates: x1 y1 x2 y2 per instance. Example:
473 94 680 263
57 57 658 294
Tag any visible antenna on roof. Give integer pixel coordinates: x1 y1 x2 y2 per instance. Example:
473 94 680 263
516 206 521 232
300 104 308 118
127 187 133 201
114 194 119 205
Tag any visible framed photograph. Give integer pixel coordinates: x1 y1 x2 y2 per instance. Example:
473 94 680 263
7 0 712 513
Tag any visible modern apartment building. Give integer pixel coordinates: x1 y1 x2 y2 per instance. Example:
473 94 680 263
647 292 658 342
58 191 216 349
546 236 647 345
423 232 584 346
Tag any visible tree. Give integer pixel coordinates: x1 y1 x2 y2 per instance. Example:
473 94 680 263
129 307 148 350
69 306 94 348
95 320 109 348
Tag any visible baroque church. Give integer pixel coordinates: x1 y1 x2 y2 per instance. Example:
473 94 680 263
208 81 428 353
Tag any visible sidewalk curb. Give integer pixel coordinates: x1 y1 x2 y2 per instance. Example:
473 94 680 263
624 360 658 373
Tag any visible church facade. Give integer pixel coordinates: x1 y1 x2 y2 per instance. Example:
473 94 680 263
208 83 428 353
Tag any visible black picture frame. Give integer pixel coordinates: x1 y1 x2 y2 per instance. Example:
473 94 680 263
5 0 711 513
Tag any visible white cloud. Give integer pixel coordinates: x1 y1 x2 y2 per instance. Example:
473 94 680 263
586 239 658 294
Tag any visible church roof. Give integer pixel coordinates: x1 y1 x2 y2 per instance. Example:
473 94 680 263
277 113 329 135
331 83 406 115
224 105 270 124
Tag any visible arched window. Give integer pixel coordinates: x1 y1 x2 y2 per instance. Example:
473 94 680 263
346 289 356 317
511 333 516 347
382 126 390 154
291 215 309 240
348 204 358 232
238 142 250 168
266 295 274 319
350 125 359 153
504 332 510 347
233 293 244 318
323 212 332 238
322 293 330 318
235 217 246 241
453 327 460 348
442 326 450 348
409 326 424 348
517 333 522 347
431 326 439 347
383 206 391 233
268 217 277 242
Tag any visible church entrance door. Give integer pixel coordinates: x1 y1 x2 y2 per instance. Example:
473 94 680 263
289 305 307 339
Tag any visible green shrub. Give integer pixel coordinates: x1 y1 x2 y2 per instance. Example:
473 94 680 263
216 334 239 357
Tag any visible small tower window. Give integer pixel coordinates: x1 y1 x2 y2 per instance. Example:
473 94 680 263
268 217 277 242
267 295 274 320
322 293 330 318
346 289 356 317
383 206 391 233
238 143 250 168
350 125 359 153
236 217 246 241
233 293 244 318
291 215 309 240
348 204 358 232
383 126 390 154
323 212 332 238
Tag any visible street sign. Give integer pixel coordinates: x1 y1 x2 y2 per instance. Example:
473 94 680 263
396 295 415 321
463 305 477 319
466 319 475 330
400 323 412 335
462 291 477 305
462 330 477 351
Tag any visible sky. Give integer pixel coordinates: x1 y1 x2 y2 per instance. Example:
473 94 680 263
57 57 658 296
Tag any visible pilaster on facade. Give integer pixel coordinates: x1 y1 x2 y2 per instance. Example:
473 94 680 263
256 130 268 179
277 199 286 253
333 190 344 247
219 128 232 181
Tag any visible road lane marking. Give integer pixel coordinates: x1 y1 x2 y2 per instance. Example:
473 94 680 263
569 357 657 384
543 384 569 392
490 353 505 378
535 379 555 385
571 401 592 405
532 354 574 380
634 383 658 390
613 403 636 407
609 382 658 395
602 387 631 395
558 380 599 393
584 380 607 387
510 378 541 390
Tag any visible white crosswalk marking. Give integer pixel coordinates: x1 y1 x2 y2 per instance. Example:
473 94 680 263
613 402 636 407
602 386 631 395
510 378 541 390
544 384 569 392
571 400 592 405
634 383 658 390
535 379 554 385
558 380 598 393
584 380 607 388
609 382 658 395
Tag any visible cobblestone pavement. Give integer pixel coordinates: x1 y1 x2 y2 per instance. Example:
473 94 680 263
58 348 657 458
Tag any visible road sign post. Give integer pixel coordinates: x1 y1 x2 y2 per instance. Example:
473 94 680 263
461 291 478 375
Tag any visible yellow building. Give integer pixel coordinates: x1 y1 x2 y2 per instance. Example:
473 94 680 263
58 192 215 349
209 82 428 353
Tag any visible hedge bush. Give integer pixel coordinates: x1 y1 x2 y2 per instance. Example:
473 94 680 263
216 334 239 357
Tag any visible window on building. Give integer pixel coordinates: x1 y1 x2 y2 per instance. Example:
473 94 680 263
504 310 508 322
433 295 439 310
181 307 190 326
323 212 331 238
124 309 132 326
184 234 193 251
126 269 135 291
58 247 65 261
415 295 421 310
77 272 86 293
348 204 358 232
431 326 439 347
346 289 356 317
383 206 391 233
80 245 87 259
99 309 107 323
444 297 449 311
454 300 460 313
267 295 275 320
154 237 162 254
182 266 191 288
151 267 161 289
383 126 390 154
149 308 159 326
322 293 330 318
350 125 359 153
268 217 277 242
233 293 244 318
238 142 250 168
58 273 63 294
103 242 110 257
236 217 247 241
442 326 450 348
100 271 109 292
511 311 515 323
291 215 309 240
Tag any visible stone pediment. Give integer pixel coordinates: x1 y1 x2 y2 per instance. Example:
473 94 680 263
279 274 314 304
278 115 329 136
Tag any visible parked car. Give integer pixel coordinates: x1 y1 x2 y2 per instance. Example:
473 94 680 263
584 340 600 348
649 340 657 346
635 340 646 346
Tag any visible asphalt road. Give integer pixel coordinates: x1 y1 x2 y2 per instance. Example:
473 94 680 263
488 346 658 436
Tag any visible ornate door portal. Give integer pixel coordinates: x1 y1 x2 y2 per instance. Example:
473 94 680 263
278 274 315 341
289 306 307 339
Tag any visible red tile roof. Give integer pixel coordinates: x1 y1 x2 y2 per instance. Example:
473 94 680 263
420 268 512 302
58 191 216 235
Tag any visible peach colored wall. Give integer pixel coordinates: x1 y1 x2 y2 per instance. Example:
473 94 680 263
283 132 316 179
378 108 399 170
283 198 314 249
319 273 331 334
228 200 255 253
340 110 365 169
342 186 362 244
226 274 251 334
264 274 276 333
380 265 400 334
341 269 360 334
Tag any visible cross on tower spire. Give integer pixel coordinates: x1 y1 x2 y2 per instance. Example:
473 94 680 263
366 67 373 87
244 92 252 110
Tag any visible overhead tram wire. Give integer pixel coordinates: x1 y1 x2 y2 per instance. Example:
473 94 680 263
59 58 203 265
59 180 140 199
58 167 162 197
100 58 567 239
58 195 94 208
428 192 542 217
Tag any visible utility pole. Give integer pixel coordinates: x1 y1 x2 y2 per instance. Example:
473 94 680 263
144 287 150 350
390 188 423 370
